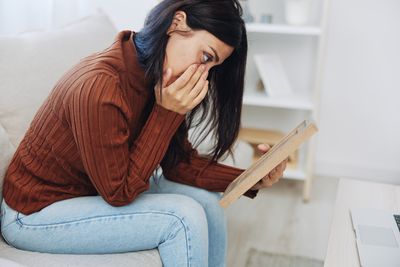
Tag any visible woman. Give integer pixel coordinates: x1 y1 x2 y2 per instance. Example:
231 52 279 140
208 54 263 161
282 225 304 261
1 0 287 266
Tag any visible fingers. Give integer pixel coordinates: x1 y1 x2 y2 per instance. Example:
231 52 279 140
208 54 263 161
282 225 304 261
255 158 289 190
187 68 209 99
261 176 274 188
188 80 209 109
257 143 270 153
251 183 262 190
275 160 286 174
170 64 199 90
183 64 206 92
271 162 285 179
270 161 286 180
162 68 173 88
262 161 287 186
283 158 288 170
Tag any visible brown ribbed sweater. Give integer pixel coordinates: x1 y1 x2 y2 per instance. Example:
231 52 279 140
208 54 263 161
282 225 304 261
3 30 258 215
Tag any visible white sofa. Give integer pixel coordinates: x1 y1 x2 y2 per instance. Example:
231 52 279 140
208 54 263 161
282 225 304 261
0 12 164 267
0 12 254 267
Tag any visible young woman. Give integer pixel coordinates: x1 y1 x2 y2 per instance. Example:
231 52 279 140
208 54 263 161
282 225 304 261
1 0 287 266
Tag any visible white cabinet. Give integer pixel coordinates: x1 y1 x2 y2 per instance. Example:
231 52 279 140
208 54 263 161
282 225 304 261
239 0 331 201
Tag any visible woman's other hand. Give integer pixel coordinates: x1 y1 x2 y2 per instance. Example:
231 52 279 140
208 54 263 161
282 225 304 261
155 63 209 115
250 144 289 190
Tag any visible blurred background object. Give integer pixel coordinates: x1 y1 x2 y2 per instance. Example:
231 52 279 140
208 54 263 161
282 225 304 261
285 0 312 25
0 0 159 35
240 0 256 23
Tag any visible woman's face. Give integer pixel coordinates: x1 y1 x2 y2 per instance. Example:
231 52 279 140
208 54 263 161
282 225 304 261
164 11 234 86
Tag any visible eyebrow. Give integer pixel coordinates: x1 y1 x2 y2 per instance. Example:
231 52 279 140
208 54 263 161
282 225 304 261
208 45 220 63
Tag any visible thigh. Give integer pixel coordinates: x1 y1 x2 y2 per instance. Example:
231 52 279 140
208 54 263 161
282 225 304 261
152 173 224 210
2 193 207 255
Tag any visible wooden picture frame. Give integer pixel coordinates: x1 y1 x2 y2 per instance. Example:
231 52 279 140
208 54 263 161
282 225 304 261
219 120 318 208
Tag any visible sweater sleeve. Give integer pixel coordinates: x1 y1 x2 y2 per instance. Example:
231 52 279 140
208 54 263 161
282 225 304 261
68 73 186 206
160 135 259 199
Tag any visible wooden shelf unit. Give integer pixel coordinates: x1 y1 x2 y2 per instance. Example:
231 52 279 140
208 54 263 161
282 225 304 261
239 0 331 201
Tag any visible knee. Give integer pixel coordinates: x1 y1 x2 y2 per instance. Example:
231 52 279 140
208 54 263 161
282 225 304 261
167 194 208 229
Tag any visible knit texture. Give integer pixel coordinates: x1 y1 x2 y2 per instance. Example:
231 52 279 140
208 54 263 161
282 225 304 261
2 30 258 215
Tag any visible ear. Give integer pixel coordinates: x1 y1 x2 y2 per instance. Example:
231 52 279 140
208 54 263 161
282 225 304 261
167 11 191 35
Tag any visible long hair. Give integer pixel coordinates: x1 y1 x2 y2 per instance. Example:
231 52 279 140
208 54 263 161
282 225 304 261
134 0 248 170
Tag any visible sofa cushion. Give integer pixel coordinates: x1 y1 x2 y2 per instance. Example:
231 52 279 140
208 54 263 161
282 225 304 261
0 11 117 147
0 242 162 267
0 122 16 201
0 258 27 267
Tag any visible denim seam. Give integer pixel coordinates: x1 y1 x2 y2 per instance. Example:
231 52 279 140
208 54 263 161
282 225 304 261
14 210 192 264
16 210 177 227
164 216 191 266
182 217 191 267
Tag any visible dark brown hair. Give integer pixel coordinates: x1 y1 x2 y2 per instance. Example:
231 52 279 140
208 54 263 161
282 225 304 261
134 0 248 170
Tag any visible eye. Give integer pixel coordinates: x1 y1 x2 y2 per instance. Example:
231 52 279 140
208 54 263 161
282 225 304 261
202 52 214 64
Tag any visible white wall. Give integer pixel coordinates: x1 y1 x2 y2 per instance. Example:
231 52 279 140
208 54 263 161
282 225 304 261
315 0 400 183
0 0 158 35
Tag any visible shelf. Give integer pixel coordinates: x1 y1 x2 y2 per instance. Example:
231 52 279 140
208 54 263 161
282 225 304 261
246 23 322 36
243 91 314 111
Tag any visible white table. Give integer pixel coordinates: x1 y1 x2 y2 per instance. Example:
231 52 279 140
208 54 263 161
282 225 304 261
324 178 400 267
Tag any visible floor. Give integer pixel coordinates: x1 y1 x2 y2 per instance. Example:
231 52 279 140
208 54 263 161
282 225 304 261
225 175 339 267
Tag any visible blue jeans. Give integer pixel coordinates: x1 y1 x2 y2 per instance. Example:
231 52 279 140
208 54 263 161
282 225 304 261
1 173 228 267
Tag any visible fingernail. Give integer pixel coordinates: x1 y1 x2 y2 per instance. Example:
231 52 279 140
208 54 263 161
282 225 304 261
200 65 205 71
